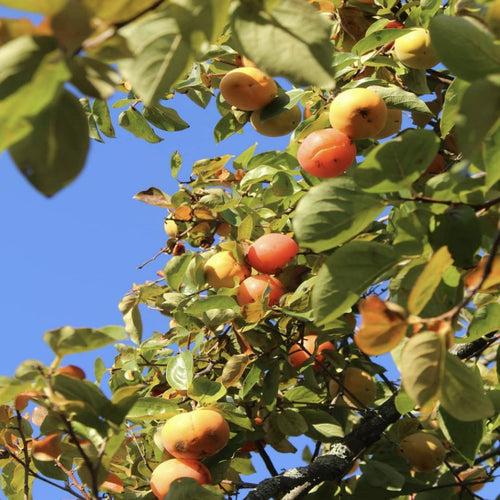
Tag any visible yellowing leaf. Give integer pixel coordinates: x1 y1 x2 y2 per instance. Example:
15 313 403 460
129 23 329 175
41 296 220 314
354 295 407 355
173 205 193 221
407 246 454 315
464 255 500 291
220 355 251 387
401 331 446 409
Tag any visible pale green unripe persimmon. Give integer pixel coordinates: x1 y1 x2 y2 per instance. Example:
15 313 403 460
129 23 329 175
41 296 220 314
250 105 302 137
394 28 439 70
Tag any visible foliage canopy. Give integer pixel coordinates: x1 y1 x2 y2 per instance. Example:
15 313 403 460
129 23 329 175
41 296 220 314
0 0 499 499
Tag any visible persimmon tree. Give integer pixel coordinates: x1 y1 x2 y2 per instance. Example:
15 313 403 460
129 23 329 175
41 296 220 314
0 0 499 499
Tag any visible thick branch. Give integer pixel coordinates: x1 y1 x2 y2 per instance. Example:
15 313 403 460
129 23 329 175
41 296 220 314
247 334 495 499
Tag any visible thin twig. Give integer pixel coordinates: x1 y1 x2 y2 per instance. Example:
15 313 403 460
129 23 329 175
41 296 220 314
16 411 30 500
395 195 500 212
255 440 279 477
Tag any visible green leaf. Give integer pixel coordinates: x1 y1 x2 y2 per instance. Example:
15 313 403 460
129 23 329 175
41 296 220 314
68 56 120 100
10 89 89 196
369 85 431 115
354 130 440 193
276 409 308 436
240 364 261 398
407 246 453 315
94 357 106 384
164 254 194 291
395 390 415 414
401 332 446 409
465 302 500 343
293 177 386 253
231 0 335 88
361 460 405 490
240 166 278 189
166 351 194 391
440 78 470 139
213 111 245 142
92 98 115 137
0 36 70 152
440 354 494 421
44 325 126 356
429 207 481 269
118 294 143 344
144 104 189 131
353 29 410 55
438 407 483 463
185 296 240 317
165 478 223 500
127 397 179 421
299 409 343 440
119 107 162 143
482 124 500 191
170 150 182 179
430 15 500 82
284 386 322 404
188 377 226 404
455 75 500 159
312 241 399 326
120 0 230 106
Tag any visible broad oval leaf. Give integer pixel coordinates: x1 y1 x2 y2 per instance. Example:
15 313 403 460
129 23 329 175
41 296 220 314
401 331 446 409
0 36 70 152
188 377 226 404
407 246 454 315
231 0 335 88
354 129 440 193
312 241 399 326
369 85 431 115
127 397 179 421
10 89 89 197
44 325 126 356
166 351 194 391
293 177 386 253
440 353 495 422
430 15 500 82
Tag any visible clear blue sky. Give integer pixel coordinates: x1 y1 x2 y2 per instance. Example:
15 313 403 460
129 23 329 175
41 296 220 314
0 6 495 499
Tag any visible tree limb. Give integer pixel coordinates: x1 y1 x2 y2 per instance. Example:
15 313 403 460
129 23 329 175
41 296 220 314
247 334 496 499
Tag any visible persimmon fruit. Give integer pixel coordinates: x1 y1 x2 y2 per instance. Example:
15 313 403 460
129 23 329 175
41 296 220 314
329 367 377 407
247 233 299 274
219 68 277 111
329 88 387 139
237 275 285 307
56 365 86 380
400 432 446 471
394 28 438 70
204 251 249 289
288 335 336 369
161 408 230 460
376 108 402 139
150 458 211 499
297 129 356 178
250 105 301 137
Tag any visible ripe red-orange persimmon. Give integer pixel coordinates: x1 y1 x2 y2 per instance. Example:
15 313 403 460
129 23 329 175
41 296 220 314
297 129 356 178
150 458 211 499
288 335 336 369
237 275 285 306
247 233 299 274
161 408 230 460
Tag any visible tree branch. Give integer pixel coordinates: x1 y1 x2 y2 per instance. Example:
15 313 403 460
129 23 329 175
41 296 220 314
16 411 31 500
5 448 86 500
395 195 500 212
247 334 496 499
